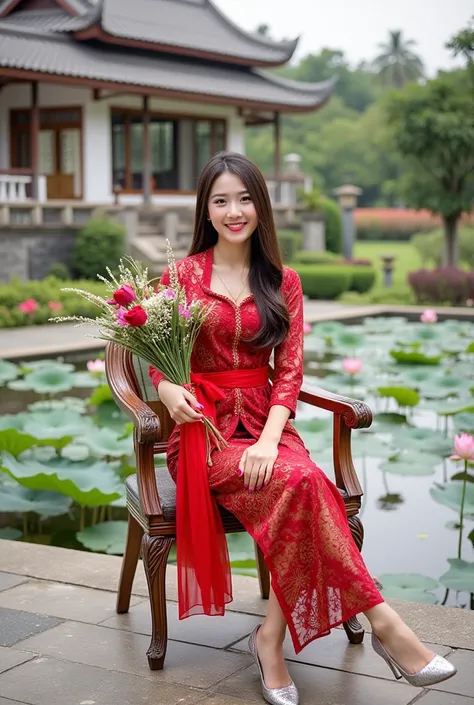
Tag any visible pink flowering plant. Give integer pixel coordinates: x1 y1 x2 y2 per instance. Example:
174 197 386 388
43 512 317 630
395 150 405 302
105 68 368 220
51 242 225 449
450 433 474 560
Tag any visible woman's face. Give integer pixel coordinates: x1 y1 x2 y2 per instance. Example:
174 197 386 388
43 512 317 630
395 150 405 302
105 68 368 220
207 171 258 247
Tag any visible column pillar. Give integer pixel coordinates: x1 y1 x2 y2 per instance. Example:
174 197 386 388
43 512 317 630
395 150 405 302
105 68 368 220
273 111 281 204
31 81 39 201
142 95 151 204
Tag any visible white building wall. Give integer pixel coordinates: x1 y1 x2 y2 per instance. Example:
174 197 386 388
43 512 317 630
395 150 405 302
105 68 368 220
0 82 246 204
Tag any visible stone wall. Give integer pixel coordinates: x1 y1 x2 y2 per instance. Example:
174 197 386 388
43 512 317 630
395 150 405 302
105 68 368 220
0 229 78 283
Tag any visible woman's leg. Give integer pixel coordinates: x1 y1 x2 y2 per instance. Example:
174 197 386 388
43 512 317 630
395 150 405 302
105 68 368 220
257 586 292 689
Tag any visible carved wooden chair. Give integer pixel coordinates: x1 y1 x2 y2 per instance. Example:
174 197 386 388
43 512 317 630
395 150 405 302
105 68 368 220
105 341 372 671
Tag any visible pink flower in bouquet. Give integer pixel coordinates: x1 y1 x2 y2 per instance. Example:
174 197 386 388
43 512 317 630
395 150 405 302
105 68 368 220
116 309 128 327
123 305 147 327
48 301 63 312
420 308 437 323
342 358 363 375
303 322 312 335
450 433 474 461
164 288 176 300
111 285 136 307
18 298 39 314
87 359 105 373
179 303 190 319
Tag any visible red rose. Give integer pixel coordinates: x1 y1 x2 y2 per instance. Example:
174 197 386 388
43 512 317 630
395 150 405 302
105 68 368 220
113 285 136 306
123 305 147 327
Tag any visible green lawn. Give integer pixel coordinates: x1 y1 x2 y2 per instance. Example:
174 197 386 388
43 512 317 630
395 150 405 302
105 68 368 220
354 240 422 287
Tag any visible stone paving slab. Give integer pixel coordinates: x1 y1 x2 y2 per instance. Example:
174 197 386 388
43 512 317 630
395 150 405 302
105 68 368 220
0 645 35 674
0 656 204 705
430 649 474 698
14 620 252 690
0 580 145 624
232 627 452 682
214 660 415 705
100 599 261 649
0 700 31 705
0 572 28 592
0 607 61 647
419 693 474 705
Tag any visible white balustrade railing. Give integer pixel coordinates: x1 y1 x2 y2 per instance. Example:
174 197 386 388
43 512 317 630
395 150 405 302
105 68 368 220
0 173 47 203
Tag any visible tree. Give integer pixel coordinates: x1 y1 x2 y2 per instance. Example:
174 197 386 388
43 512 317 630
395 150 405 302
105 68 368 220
373 30 424 88
447 16 474 89
386 73 474 266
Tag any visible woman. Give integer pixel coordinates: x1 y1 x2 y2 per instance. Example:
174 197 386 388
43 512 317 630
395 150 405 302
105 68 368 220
150 151 456 705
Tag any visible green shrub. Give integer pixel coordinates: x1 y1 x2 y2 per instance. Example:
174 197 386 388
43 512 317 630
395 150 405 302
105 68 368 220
318 196 342 254
348 266 377 293
340 283 415 305
291 250 342 265
292 264 352 299
278 230 301 263
71 216 126 280
47 262 70 280
411 227 474 268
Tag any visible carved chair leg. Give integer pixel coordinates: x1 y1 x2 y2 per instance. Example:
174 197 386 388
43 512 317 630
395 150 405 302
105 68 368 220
142 534 174 670
342 515 365 645
255 541 270 600
117 513 144 614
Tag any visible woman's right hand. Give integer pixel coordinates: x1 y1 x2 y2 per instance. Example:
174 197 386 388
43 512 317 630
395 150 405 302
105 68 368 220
157 380 204 424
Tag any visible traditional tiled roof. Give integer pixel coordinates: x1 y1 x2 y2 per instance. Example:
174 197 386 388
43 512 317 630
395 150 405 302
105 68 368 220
0 21 334 112
0 0 89 15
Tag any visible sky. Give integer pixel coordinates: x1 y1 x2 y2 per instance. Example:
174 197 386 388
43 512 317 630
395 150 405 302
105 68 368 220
215 0 473 76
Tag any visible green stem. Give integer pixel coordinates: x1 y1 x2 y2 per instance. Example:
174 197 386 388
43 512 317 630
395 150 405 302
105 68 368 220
22 513 28 540
79 506 86 533
458 460 468 560
91 507 99 525
99 505 106 523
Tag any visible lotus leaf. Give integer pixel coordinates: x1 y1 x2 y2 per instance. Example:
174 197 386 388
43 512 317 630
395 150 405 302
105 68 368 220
311 321 345 339
0 485 72 516
88 385 113 407
76 520 128 554
373 412 409 429
441 340 469 355
0 454 123 506
391 427 453 456
0 428 72 455
397 369 434 386
334 330 365 352
93 400 128 431
430 482 474 514
421 400 474 416
362 317 408 333
377 386 420 407
22 410 93 440
439 559 474 593
380 452 440 476
389 350 442 365
409 327 442 343
467 342 474 353
0 414 29 432
73 372 101 388
0 527 22 540
8 367 76 394
61 444 90 461
377 573 439 603
351 433 393 458
27 398 88 414
453 413 474 435
78 427 134 458
19 360 76 373
421 375 466 399
0 360 19 383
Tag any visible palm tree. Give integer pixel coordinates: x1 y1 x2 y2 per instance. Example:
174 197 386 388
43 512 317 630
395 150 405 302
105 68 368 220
373 30 424 88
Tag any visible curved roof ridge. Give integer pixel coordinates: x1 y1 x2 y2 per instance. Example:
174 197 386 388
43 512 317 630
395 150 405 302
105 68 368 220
205 0 298 61
254 69 338 95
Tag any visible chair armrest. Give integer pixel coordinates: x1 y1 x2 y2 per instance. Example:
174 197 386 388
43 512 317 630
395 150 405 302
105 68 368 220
298 382 372 505
105 343 161 444
105 343 164 519
298 383 372 429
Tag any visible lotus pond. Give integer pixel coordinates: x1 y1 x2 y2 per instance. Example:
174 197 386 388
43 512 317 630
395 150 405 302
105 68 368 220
1 314 474 609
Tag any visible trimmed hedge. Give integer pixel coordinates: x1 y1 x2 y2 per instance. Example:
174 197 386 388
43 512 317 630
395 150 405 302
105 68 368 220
318 196 342 254
0 276 106 328
71 216 126 280
349 266 377 293
291 250 342 265
408 267 474 306
278 230 301 264
292 265 353 300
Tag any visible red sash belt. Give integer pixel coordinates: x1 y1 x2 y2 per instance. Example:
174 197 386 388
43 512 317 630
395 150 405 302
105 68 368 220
174 365 269 620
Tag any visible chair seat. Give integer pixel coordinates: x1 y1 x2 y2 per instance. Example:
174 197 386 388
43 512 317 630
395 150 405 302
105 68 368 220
125 469 244 532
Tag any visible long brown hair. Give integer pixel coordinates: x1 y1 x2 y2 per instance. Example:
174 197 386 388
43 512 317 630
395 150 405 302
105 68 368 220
189 151 289 348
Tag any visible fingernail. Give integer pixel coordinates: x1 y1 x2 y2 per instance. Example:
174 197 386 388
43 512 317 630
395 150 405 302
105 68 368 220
238 469 243 476
244 484 248 489
196 403 204 410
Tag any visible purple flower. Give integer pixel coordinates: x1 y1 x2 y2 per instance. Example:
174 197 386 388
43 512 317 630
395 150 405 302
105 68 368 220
179 304 190 319
116 309 128 327
164 288 176 300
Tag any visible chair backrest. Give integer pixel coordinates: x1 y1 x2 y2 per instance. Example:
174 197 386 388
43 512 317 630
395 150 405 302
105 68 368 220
126 350 176 443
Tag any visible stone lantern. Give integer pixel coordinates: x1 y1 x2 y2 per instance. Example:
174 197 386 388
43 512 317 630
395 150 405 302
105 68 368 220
333 184 362 260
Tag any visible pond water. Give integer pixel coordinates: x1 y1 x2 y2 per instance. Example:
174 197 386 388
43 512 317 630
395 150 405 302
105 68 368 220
1 314 474 608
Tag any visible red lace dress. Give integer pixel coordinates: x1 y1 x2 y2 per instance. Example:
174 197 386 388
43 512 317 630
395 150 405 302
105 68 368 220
153 247 383 654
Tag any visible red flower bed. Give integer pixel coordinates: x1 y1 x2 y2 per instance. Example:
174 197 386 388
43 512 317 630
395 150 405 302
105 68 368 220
354 208 474 241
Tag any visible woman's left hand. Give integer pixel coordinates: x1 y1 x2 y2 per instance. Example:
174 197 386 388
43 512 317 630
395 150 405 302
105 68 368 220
239 439 279 492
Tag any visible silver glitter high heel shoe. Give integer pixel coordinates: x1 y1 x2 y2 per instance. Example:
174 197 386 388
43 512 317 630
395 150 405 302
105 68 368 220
372 633 457 687
248 626 299 705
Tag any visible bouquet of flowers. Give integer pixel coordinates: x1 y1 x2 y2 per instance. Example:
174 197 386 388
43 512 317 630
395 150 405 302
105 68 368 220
52 241 226 456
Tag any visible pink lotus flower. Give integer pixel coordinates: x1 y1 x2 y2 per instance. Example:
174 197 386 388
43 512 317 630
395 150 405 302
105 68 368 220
450 433 474 461
87 359 106 373
420 308 437 323
18 298 39 314
48 301 63 312
303 322 312 335
342 358 363 375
